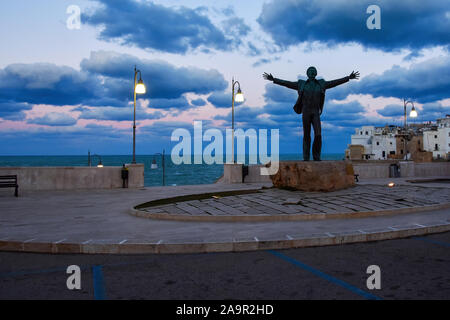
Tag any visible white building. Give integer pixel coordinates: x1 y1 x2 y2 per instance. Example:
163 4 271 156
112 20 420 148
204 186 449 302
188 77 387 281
423 116 450 159
349 125 398 160
350 126 375 159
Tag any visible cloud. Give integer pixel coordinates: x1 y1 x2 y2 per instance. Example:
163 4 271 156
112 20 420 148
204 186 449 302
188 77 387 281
78 106 164 121
207 91 244 108
0 63 100 106
0 124 131 155
83 0 249 54
27 112 78 126
0 51 228 120
419 102 450 121
377 104 404 117
190 98 207 107
258 0 450 52
0 100 33 120
329 56 450 103
81 51 228 100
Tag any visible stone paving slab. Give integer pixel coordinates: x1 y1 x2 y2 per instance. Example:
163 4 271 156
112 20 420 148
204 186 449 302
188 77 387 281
134 184 450 222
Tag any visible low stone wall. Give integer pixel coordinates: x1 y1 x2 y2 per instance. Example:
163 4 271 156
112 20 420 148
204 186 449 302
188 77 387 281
221 161 449 183
352 162 394 179
399 162 450 178
0 164 144 191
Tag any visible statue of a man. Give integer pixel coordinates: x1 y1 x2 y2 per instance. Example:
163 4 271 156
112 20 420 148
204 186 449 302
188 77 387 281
263 67 359 161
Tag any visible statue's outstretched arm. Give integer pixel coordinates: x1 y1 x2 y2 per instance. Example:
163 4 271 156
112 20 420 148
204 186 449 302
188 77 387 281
263 72 297 90
325 71 360 89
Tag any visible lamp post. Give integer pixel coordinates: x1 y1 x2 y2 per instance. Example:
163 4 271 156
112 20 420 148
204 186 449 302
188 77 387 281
151 149 165 186
231 78 244 163
133 66 146 164
403 99 418 160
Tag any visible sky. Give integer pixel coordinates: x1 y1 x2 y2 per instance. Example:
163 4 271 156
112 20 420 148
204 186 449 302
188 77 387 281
0 0 449 155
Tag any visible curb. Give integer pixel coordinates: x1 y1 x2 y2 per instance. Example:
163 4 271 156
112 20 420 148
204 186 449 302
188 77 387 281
1 222 449 255
130 203 450 222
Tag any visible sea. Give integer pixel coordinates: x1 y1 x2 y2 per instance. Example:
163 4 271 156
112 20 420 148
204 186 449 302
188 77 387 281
0 154 345 187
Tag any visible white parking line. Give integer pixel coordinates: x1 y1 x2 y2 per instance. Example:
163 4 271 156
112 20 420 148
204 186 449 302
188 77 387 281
414 224 426 228
82 239 92 244
286 235 293 240
254 237 259 242
157 240 163 244
24 238 36 243
358 230 367 234
388 226 397 231
54 239 66 244
325 232 334 237
119 239 127 245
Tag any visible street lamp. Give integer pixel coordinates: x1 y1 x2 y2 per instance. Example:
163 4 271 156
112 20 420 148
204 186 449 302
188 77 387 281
151 149 165 186
404 99 417 128
231 78 244 163
93 154 103 168
133 66 146 164
403 99 418 160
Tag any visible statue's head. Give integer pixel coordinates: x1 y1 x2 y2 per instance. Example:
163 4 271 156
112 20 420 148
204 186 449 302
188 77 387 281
307 66 317 80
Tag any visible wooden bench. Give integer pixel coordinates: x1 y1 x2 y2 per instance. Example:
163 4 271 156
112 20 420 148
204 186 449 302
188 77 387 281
0 175 19 197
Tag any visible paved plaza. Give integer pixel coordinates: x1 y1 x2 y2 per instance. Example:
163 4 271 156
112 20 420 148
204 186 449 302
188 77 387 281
0 178 449 254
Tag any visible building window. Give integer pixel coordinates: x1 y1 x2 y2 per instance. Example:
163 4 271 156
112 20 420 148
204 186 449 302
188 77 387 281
435 144 439 151
401 149 404 154
435 135 438 139
382 151 386 158
390 151 395 155
376 142 379 146
360 131 363 135
390 142 392 145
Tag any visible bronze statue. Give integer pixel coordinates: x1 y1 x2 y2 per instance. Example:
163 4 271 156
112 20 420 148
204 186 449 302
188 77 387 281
263 67 359 161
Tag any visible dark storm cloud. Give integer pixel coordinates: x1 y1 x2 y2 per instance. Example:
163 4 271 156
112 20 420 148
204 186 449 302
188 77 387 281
0 63 101 106
329 56 450 103
258 0 450 52
83 0 250 54
81 51 228 100
0 51 228 120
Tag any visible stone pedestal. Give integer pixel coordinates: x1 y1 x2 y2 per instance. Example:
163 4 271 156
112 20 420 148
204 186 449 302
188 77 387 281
270 161 355 192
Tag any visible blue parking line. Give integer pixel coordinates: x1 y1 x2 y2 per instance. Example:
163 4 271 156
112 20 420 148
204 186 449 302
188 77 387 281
413 237 450 248
92 265 107 300
268 250 382 300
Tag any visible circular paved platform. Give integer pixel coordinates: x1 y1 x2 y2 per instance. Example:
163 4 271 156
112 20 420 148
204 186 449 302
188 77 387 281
131 184 450 222
0 179 449 254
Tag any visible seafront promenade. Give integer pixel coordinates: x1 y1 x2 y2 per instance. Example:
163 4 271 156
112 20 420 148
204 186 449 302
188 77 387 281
0 177 449 254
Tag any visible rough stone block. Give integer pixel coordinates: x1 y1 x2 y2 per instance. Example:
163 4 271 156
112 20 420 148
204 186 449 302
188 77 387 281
270 161 355 192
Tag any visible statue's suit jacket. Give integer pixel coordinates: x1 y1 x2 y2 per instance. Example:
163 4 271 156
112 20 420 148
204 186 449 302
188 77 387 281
273 76 350 115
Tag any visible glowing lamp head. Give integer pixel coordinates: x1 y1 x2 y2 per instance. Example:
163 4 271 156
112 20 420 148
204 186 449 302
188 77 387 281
409 106 417 118
135 79 146 94
151 159 158 169
388 182 395 188
235 88 244 103
97 162 104 168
